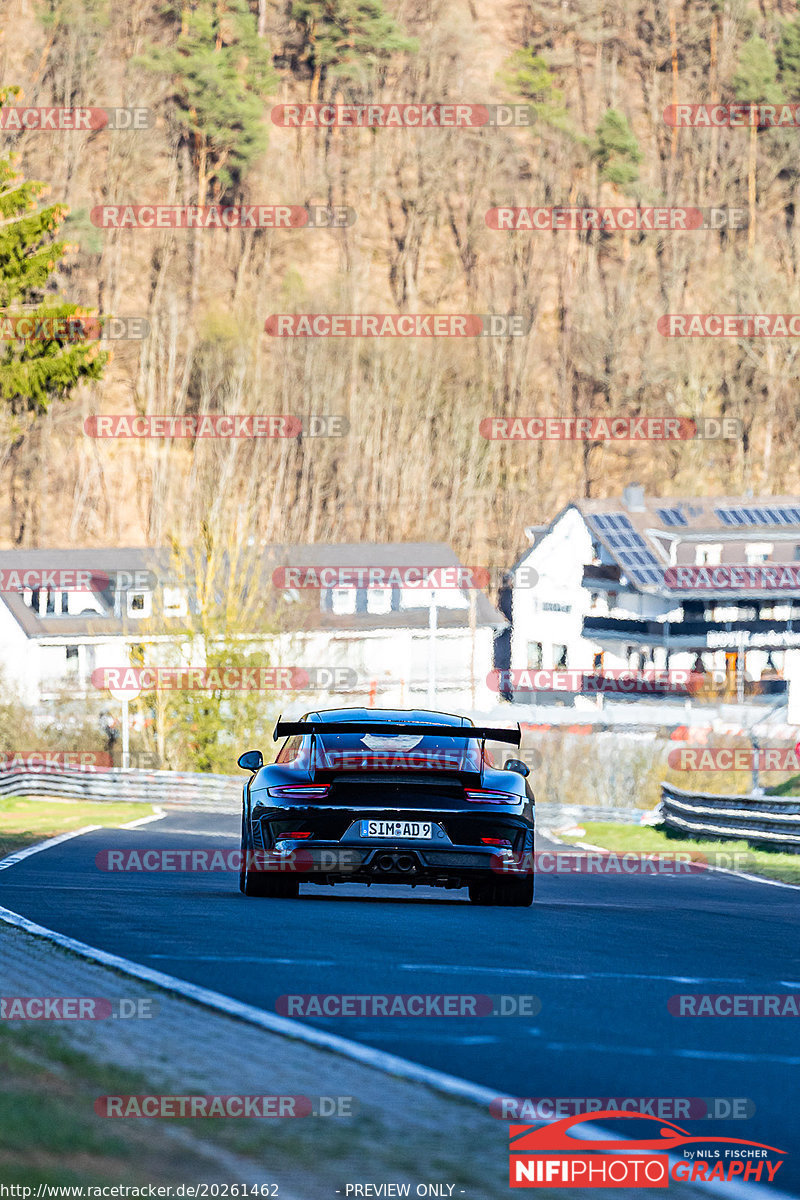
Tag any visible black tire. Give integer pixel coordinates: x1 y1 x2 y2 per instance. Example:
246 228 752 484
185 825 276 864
470 876 533 907
239 815 300 898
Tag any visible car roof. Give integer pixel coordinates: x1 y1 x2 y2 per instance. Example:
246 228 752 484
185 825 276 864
302 707 472 727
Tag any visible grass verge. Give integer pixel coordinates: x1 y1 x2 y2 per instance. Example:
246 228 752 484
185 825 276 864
0 797 156 859
577 821 800 885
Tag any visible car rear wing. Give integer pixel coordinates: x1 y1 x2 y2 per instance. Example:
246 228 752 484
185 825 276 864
273 718 521 746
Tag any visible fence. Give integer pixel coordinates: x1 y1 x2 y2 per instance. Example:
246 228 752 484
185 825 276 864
0 764 643 827
660 781 800 850
0 766 242 809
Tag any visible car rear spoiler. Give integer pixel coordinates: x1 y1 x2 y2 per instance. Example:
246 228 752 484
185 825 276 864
273 718 521 746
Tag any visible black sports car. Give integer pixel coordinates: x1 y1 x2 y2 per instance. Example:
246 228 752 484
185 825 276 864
237 708 535 905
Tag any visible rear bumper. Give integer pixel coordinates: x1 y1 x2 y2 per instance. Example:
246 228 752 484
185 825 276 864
246 841 534 887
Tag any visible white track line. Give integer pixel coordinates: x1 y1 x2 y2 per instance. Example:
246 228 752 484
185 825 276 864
120 807 167 830
0 826 102 872
0 827 796 1200
546 831 800 892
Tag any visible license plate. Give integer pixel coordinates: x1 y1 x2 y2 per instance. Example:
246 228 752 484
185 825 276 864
360 820 432 839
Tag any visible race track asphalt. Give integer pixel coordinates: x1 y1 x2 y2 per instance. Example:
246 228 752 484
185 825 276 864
2 809 799 1193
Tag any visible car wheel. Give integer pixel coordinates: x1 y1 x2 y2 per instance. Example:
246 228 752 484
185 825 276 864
238 814 249 894
240 817 300 898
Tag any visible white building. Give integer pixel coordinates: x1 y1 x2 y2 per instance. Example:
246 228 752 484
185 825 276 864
507 487 800 707
0 543 507 713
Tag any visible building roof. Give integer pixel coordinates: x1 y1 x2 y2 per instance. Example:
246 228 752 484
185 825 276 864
521 492 800 598
0 542 507 641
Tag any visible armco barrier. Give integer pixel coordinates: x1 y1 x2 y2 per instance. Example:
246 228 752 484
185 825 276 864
0 765 242 809
0 764 645 825
660 781 800 850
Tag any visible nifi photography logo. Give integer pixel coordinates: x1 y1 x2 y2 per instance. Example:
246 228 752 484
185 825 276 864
508 1112 786 1188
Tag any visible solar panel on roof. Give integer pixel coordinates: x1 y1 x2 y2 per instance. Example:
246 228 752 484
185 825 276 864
716 504 800 527
657 507 688 527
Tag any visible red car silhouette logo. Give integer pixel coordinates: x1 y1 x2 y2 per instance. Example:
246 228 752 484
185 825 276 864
510 1111 785 1155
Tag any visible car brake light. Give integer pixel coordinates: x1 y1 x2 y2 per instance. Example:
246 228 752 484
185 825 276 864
464 788 514 803
481 836 512 847
285 831 312 838
266 785 330 800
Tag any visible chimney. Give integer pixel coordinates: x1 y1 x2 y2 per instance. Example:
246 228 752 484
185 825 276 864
622 483 646 512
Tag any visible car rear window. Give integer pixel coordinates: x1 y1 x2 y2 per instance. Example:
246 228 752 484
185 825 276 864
316 730 482 772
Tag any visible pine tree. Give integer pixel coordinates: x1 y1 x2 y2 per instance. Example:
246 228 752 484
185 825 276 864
139 0 276 205
731 38 782 250
288 0 417 101
0 87 107 417
500 49 572 134
592 109 642 188
777 8 800 93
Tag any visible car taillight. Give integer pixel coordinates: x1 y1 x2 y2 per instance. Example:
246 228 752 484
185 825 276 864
464 788 515 803
266 785 330 801
284 831 312 838
481 836 513 847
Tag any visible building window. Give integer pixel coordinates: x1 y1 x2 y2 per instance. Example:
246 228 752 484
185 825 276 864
61 592 69 614
695 544 722 566
331 589 357 615
46 589 56 614
607 591 618 610
162 586 187 617
553 644 568 669
367 588 392 615
526 641 543 668
65 646 79 674
589 592 600 612
745 542 773 565
127 592 151 618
